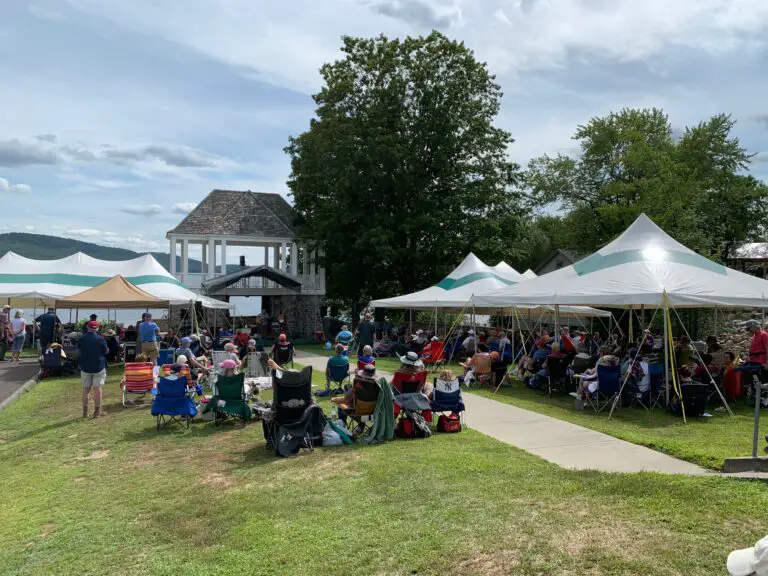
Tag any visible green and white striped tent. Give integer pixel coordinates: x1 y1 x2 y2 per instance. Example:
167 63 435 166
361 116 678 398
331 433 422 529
369 253 609 318
0 251 230 309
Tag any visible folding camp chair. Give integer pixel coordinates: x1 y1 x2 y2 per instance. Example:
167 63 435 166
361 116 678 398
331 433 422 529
121 362 155 407
356 358 376 371
338 375 380 436
595 364 622 413
263 366 323 455
464 354 492 389
212 350 229 371
421 340 446 373
430 377 465 424
392 371 431 422
545 356 570 397
151 376 197 429
648 363 665 409
246 351 269 378
326 361 351 394
204 373 250 426
272 341 294 368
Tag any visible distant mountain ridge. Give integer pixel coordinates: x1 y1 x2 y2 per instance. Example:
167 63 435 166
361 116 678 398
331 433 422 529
0 232 239 274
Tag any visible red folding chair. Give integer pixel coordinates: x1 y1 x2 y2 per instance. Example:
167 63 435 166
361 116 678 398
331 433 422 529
391 371 432 422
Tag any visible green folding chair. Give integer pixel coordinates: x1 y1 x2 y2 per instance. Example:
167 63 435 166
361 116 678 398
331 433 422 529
204 373 250 426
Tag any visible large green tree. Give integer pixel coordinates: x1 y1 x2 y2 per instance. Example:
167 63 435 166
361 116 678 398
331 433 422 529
526 108 768 260
286 32 526 304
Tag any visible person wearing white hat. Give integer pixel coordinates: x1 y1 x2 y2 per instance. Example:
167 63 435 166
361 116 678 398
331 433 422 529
728 535 768 575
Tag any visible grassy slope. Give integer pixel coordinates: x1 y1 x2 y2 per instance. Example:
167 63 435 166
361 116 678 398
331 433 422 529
1 369 767 575
296 344 768 470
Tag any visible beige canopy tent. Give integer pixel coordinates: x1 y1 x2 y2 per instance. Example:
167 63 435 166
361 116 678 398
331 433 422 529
55 275 170 309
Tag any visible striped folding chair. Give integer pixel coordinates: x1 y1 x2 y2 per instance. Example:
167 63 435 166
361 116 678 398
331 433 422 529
121 362 155 407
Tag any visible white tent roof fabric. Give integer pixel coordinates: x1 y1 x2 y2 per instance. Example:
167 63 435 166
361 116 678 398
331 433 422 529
476 214 768 309
492 261 524 282
0 252 230 309
522 269 537 279
369 253 610 318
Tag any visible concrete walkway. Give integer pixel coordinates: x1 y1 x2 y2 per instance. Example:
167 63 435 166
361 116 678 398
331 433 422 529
0 360 39 405
293 350 711 475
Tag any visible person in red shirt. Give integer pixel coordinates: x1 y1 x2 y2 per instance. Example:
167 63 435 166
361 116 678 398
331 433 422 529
235 330 250 350
746 319 768 368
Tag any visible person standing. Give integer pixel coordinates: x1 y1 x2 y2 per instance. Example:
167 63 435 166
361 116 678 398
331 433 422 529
35 307 61 351
79 321 109 418
0 304 10 361
138 312 161 365
746 319 768 371
357 312 376 351
82 314 98 334
9 310 27 362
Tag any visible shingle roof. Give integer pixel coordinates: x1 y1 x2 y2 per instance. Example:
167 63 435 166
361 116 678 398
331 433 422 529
167 190 295 238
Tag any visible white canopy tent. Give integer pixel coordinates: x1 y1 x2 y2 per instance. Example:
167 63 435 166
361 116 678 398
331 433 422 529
492 261 525 282
476 214 768 309
522 269 537 279
0 252 230 309
370 253 609 318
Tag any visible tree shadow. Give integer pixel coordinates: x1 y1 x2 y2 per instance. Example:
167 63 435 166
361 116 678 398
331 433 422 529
3 418 78 443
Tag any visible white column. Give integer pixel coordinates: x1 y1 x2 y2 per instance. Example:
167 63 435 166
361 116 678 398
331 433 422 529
220 239 227 275
169 235 177 275
290 242 297 275
181 238 189 283
273 245 279 271
207 238 215 279
264 245 269 267
319 248 326 292
202 242 207 273
280 242 287 272
308 247 315 290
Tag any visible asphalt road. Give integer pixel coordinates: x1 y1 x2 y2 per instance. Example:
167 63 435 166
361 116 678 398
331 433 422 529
0 360 39 405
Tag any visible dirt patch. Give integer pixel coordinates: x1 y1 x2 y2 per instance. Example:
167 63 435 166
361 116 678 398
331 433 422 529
456 550 521 575
73 476 87 484
200 472 235 489
77 449 110 461
39 523 56 539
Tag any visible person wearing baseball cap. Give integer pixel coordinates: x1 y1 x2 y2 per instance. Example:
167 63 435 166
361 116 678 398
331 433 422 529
78 321 108 418
728 535 768 575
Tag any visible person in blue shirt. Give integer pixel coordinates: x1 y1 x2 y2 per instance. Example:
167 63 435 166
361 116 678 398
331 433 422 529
82 314 98 334
78 321 109 418
35 307 61 350
336 325 353 351
323 344 349 394
138 312 161 365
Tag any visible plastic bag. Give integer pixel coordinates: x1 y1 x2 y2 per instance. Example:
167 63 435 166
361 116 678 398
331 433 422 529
322 423 343 446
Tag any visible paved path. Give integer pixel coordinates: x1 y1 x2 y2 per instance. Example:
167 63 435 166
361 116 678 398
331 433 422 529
293 350 732 476
0 360 39 405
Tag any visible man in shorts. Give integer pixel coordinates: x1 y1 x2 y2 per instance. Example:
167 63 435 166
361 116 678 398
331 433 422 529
78 321 109 418
138 312 161 364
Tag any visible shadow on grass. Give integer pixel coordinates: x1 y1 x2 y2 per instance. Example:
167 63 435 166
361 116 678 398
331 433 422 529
4 417 79 443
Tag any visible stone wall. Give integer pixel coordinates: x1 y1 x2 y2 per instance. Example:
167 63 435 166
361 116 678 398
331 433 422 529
271 294 324 338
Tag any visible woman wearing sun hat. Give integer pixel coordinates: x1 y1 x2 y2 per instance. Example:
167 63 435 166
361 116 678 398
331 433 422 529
728 535 768 575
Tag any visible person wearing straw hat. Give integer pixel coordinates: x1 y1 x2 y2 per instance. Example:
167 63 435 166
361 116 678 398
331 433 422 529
727 535 768 575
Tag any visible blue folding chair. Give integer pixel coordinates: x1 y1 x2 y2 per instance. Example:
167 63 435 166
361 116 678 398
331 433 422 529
648 363 665 409
595 364 622 413
321 361 350 396
151 376 197 430
430 377 465 424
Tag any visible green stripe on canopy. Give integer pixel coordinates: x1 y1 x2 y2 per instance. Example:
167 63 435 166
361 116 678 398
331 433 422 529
573 249 727 276
0 273 184 287
436 271 517 290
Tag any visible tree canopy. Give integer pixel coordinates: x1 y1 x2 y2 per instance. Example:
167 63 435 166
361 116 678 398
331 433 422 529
525 108 768 262
286 32 527 304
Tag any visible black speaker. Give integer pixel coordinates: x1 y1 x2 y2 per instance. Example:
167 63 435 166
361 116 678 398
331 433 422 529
239 255 246 267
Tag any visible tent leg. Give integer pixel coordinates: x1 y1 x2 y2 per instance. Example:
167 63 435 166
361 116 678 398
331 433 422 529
663 306 670 407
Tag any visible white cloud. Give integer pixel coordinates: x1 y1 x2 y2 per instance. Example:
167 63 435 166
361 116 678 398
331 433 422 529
66 228 101 237
119 204 163 216
28 5 66 22
24 225 35 231
0 177 32 195
172 202 197 215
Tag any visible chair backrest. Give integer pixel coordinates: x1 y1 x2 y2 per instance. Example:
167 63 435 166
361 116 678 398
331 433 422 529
546 355 570 378
357 358 377 370
572 355 591 375
274 366 313 424
246 351 269 377
160 364 191 378
273 342 293 364
42 349 63 369
433 377 461 409
124 362 154 383
328 360 350 383
391 370 427 394
157 376 188 398
216 373 246 401
473 353 492 376
648 363 664 392
597 364 622 394
351 376 380 418
212 350 229 371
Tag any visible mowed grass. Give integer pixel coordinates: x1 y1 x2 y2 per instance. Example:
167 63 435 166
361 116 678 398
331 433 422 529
472 382 768 471
2 368 768 575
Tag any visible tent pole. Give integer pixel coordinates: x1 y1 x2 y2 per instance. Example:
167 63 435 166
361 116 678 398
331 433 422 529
32 300 37 350
555 305 560 344
663 305 670 407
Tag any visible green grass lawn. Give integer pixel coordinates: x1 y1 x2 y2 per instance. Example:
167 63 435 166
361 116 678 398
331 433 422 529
1 369 768 575
472 382 767 471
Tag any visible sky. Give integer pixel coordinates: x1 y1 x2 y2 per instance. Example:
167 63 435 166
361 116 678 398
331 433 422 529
3 0 768 261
